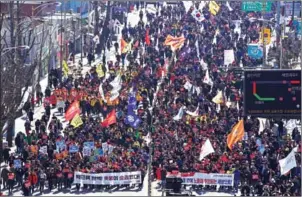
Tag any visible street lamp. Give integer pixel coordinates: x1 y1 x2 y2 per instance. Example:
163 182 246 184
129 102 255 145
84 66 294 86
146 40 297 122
32 1 62 16
1 45 30 56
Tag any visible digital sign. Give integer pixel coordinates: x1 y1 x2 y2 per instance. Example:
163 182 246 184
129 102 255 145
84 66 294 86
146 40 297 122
244 70 301 118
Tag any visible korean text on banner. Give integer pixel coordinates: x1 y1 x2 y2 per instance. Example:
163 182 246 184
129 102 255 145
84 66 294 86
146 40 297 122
73 171 142 185
167 172 234 186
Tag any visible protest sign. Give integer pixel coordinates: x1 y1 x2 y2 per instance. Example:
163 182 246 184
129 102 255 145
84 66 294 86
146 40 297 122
73 171 141 185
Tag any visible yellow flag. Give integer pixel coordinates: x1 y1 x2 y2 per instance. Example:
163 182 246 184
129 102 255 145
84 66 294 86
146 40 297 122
259 28 271 45
96 64 105 78
71 114 83 128
212 90 225 104
122 42 131 54
209 1 220 16
62 60 69 77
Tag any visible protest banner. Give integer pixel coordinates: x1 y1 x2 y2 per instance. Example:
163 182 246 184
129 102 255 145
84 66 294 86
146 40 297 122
56 141 66 152
73 171 142 185
84 141 95 149
224 50 234 66
39 146 48 155
69 145 79 153
167 172 234 186
102 142 109 153
14 159 22 168
83 146 92 157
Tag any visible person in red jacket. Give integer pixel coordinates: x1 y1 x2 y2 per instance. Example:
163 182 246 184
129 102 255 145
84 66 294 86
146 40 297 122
7 171 15 194
28 170 38 194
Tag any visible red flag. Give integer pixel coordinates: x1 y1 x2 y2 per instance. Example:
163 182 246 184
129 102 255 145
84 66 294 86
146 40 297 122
145 29 151 46
65 101 81 121
101 109 116 127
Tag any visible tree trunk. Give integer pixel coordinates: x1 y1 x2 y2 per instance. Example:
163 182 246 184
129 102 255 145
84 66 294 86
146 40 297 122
96 1 111 55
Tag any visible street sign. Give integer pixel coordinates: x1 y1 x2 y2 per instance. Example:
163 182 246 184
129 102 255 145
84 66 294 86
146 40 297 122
284 2 301 17
242 2 272 12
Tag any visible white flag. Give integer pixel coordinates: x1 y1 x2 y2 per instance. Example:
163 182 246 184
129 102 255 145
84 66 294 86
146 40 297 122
194 86 201 95
200 59 208 70
99 83 106 102
173 106 185 121
184 81 193 90
258 118 270 134
110 74 121 88
109 74 122 101
279 149 297 175
186 105 199 117
109 91 120 101
203 69 213 86
199 139 215 161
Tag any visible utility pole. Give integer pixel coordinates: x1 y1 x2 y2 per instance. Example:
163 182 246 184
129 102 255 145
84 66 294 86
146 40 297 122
60 1 63 81
262 0 267 67
80 1 83 62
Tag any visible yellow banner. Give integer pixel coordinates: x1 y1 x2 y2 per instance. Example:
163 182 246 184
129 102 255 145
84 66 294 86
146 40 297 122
62 60 69 77
209 1 220 16
259 28 271 45
71 114 83 128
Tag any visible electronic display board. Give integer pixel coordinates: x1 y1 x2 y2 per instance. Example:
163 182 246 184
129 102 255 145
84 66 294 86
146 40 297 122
244 70 301 118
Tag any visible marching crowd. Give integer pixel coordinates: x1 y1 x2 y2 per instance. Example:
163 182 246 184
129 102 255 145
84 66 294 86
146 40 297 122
1 1 301 196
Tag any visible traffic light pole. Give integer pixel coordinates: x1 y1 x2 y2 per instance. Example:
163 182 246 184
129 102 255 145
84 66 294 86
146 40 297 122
262 1 267 67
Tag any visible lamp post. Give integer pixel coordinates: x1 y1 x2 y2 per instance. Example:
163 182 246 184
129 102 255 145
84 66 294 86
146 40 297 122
32 1 62 16
1 45 29 56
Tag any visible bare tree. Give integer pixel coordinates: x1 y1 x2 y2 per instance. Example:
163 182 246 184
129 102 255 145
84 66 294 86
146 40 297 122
0 1 38 161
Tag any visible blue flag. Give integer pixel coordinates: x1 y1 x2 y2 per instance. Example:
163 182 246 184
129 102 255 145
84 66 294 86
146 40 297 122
248 45 263 59
125 112 141 128
127 91 137 112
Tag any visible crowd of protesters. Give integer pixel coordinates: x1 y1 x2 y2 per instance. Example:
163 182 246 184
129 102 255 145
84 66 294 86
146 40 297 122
1 1 301 196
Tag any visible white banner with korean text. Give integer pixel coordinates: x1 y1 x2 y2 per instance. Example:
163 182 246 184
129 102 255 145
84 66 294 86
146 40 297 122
73 171 141 185
167 172 234 186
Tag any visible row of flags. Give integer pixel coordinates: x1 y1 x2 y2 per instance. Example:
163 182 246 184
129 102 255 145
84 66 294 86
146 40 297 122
120 28 151 54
